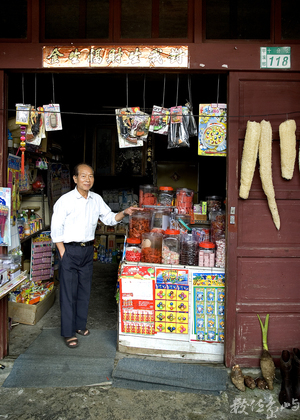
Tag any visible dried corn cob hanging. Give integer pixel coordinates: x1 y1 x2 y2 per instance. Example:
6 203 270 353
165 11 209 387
259 120 280 230
239 121 261 199
279 119 297 180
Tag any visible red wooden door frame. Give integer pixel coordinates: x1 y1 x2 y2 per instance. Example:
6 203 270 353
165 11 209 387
0 70 8 359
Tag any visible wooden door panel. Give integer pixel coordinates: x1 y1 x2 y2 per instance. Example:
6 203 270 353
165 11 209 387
236 313 300 361
239 78 300 137
238 199 300 247
237 257 300 303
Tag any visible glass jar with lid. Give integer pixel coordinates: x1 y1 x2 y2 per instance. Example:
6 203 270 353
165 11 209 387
198 241 216 267
162 229 180 265
129 210 152 240
125 238 141 262
158 186 174 206
141 232 163 264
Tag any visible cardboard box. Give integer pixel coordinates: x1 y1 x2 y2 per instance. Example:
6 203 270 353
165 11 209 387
8 287 56 325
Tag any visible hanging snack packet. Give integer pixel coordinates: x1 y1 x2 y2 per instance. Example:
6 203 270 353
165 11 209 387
149 105 170 135
168 106 190 149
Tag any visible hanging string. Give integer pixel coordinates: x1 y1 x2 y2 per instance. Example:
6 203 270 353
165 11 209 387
143 75 146 112
52 74 56 104
216 74 220 106
162 74 166 108
34 74 37 110
21 74 24 104
126 74 129 108
188 75 192 105
175 74 179 106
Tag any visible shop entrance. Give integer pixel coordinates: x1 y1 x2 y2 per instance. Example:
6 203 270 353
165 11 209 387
6 70 228 362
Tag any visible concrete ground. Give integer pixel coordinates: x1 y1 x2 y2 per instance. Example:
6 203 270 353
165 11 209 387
0 263 299 420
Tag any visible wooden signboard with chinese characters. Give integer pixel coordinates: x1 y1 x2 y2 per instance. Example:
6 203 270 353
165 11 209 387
43 46 189 68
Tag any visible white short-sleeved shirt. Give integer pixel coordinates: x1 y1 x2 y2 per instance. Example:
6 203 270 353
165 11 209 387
50 187 118 244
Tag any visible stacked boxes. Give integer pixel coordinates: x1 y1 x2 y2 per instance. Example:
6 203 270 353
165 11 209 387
30 232 53 281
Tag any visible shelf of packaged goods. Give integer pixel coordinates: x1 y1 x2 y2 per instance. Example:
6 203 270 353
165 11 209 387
20 226 50 244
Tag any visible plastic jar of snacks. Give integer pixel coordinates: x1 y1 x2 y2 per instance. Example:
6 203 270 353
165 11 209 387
151 208 171 233
125 238 141 262
210 210 225 243
176 188 194 215
158 186 174 206
198 242 216 267
206 196 222 213
141 232 163 264
180 233 198 266
139 185 158 207
162 229 180 265
171 214 191 233
129 210 152 240
215 236 225 268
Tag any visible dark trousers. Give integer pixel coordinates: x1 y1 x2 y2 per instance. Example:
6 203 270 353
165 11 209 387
59 243 93 337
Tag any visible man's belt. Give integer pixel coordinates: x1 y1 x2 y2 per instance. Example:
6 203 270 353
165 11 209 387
66 241 94 247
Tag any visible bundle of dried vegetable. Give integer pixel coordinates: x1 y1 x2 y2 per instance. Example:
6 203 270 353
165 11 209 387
279 119 297 180
239 121 261 199
258 120 280 230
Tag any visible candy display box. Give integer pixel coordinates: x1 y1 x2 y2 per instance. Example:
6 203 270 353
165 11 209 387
8 286 56 325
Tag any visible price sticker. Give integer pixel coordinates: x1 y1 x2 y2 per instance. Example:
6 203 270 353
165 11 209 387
260 47 291 69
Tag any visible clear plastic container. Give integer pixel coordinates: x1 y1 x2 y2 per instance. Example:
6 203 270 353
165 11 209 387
206 196 223 213
176 188 194 215
158 186 174 206
192 227 210 244
125 238 141 262
162 229 180 265
151 208 171 234
198 241 215 267
129 210 152 240
180 233 198 266
215 236 226 268
139 185 158 207
210 210 226 243
171 214 191 233
141 232 163 264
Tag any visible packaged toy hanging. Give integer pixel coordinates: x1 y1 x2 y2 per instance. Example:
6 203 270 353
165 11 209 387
198 103 227 156
149 105 170 135
43 104 63 131
168 106 190 149
26 106 46 146
116 107 143 148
